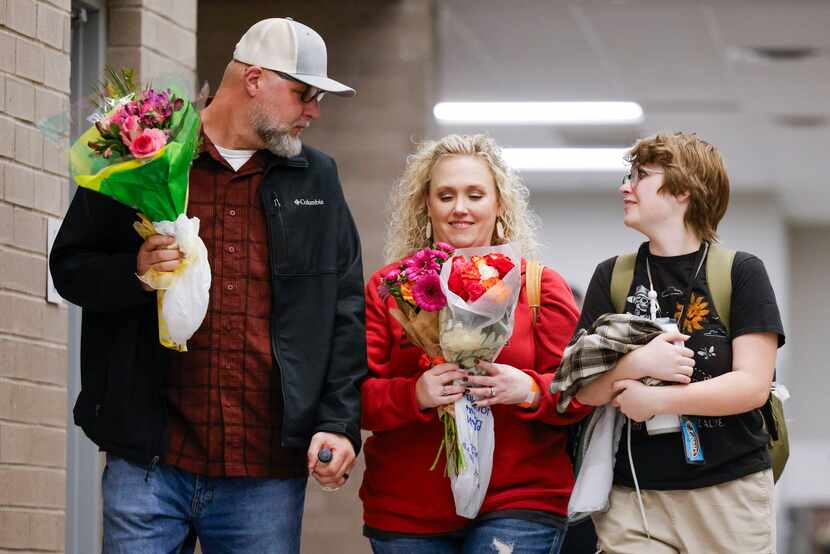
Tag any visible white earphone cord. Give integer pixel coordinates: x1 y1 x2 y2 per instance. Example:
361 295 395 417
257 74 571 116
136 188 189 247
628 417 651 539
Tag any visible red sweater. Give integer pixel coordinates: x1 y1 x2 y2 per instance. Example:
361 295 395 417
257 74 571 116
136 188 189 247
359 259 592 534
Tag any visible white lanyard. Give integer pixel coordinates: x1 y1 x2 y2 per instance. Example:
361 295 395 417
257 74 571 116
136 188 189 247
644 241 709 323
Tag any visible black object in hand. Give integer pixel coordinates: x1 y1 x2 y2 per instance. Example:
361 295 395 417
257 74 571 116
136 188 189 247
318 447 333 463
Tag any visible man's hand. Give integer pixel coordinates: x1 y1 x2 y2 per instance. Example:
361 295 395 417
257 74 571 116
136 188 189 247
631 332 695 383
611 379 668 422
307 432 355 490
136 234 182 291
415 363 466 410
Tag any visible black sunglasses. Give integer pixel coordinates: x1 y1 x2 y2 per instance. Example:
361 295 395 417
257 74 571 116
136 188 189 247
272 71 326 104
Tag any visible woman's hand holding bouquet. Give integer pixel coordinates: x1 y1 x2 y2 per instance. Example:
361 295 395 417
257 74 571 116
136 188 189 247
415 362 467 410
465 360 540 409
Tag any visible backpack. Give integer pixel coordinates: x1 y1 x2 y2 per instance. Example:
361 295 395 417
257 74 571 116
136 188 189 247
609 244 789 483
526 260 591 474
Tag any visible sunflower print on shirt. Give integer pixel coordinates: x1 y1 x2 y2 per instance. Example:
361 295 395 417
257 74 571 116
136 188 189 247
675 293 710 333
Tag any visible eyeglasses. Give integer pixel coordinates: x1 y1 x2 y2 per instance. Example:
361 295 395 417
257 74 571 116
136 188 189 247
621 166 664 189
273 71 326 104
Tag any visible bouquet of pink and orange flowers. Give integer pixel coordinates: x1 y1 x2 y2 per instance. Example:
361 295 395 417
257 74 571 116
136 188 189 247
381 241 522 519
440 251 518 369
69 68 208 352
447 253 515 302
437 244 521 518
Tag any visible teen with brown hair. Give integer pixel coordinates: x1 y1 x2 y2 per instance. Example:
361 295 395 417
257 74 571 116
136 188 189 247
574 132 785 553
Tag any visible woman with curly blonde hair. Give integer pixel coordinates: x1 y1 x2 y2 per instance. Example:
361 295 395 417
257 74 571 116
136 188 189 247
359 134 591 554
383 134 538 263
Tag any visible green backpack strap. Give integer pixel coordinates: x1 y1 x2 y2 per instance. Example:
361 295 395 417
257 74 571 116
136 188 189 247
704 243 788 483
610 245 736 321
705 244 736 332
610 253 637 314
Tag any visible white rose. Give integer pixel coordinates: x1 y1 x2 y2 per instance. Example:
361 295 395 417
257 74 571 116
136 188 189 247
477 262 499 280
441 325 486 352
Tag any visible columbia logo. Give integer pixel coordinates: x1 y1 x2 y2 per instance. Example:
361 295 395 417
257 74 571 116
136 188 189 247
294 198 325 206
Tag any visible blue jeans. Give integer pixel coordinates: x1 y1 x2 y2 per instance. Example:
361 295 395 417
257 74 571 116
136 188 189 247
369 518 567 554
102 454 307 554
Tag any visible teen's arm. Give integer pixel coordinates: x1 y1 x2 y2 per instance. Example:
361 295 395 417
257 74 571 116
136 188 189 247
612 332 776 420
572 259 694 406
576 333 695 406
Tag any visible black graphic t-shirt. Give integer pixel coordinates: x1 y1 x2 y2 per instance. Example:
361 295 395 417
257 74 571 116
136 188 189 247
576 242 785 490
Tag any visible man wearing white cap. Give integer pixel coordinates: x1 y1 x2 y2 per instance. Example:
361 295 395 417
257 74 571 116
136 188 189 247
52 18 366 553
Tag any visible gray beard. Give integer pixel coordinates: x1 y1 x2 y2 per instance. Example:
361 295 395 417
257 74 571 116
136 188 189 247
249 108 302 158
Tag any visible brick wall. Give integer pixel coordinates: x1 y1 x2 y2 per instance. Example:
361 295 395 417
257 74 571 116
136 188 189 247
107 0 197 89
0 1 196 551
0 0 71 551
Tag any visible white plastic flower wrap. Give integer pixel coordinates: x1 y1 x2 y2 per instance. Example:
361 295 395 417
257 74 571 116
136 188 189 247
135 214 211 351
437 242 522 518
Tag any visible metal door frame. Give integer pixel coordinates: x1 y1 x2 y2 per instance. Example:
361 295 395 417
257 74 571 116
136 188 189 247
67 2 106 552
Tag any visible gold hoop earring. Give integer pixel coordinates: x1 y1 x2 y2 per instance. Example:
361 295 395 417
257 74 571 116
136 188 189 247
496 218 505 241
425 219 432 241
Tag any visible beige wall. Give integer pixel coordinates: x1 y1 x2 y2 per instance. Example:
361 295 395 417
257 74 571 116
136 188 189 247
780 225 830 508
197 1 434 552
0 0 71 551
787 226 829 443
107 0 197 88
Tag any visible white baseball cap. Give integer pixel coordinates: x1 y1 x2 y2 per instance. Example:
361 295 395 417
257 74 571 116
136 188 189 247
233 18 355 97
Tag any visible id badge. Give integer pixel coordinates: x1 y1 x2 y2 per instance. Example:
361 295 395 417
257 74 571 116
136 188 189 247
680 415 705 464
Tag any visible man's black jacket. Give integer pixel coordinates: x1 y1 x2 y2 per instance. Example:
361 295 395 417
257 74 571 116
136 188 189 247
50 145 367 466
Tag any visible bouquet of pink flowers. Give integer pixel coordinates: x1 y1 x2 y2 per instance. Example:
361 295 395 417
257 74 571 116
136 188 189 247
88 88 185 161
382 243 454 311
69 68 208 352
380 243 455 358
71 68 200 225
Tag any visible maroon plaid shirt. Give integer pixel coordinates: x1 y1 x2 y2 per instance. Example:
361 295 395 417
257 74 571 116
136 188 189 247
162 134 307 478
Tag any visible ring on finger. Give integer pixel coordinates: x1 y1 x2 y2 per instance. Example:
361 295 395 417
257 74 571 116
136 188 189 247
490 387 496 398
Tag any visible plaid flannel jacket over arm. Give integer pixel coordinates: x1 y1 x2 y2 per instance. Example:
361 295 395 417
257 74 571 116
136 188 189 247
550 313 664 413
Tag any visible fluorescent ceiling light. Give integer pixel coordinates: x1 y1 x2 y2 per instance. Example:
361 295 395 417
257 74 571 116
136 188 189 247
433 102 643 125
502 148 628 171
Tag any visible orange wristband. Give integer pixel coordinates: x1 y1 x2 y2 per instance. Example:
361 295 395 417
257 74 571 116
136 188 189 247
519 379 541 409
